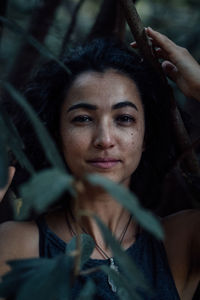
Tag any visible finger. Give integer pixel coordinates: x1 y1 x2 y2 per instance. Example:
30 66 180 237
154 48 169 59
0 166 15 202
130 37 154 48
146 27 177 55
161 61 179 82
130 41 137 48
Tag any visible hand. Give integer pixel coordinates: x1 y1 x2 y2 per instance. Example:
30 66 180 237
131 27 200 102
0 167 15 202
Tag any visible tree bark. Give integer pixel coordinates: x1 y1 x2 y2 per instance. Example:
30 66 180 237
8 0 62 89
119 0 200 177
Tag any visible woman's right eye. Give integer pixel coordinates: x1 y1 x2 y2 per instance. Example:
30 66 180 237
71 115 92 123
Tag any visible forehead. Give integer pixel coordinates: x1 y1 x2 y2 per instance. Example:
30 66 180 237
63 69 143 110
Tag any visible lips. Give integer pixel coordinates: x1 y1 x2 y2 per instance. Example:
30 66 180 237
86 158 121 169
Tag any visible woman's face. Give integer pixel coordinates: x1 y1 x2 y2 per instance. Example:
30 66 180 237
60 69 145 187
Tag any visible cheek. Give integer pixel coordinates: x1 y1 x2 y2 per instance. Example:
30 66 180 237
126 127 145 163
60 128 89 159
127 124 145 148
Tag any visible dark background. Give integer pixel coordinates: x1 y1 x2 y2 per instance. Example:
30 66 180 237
0 1 200 298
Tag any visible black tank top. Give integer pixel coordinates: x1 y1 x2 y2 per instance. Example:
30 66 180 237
36 215 180 300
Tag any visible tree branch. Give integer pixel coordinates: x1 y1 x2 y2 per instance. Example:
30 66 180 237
119 0 200 176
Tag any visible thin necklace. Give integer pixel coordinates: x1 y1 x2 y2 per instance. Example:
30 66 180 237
65 212 132 293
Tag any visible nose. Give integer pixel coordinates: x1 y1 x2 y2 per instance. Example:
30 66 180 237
93 123 115 149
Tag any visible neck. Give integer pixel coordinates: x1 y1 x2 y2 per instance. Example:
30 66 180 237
68 182 136 249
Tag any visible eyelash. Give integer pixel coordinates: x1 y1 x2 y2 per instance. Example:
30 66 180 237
71 114 136 125
116 115 136 124
72 115 92 123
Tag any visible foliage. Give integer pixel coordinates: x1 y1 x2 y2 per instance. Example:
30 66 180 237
0 0 199 299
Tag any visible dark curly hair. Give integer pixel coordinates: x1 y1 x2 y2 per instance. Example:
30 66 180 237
5 37 174 209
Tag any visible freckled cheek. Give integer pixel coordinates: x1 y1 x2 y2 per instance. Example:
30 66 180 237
125 128 145 165
122 128 144 148
60 129 90 159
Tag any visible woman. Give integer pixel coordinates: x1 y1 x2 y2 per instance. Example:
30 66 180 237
0 28 200 299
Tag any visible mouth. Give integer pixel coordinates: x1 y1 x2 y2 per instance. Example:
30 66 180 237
86 158 121 169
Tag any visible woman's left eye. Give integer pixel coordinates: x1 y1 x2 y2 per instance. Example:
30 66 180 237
116 115 135 124
72 115 92 123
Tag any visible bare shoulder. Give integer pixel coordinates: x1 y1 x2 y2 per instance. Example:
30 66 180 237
0 220 39 276
162 209 199 233
161 209 199 261
161 209 200 298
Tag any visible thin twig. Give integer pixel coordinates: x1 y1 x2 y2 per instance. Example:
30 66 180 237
80 266 100 276
61 0 86 55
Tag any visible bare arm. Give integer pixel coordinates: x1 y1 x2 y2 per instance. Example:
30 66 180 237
0 167 39 276
131 27 200 102
0 221 39 278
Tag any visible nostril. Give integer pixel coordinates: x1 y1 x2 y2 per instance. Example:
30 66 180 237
93 125 115 149
94 140 115 149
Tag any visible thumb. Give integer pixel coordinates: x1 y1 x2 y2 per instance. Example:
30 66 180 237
162 61 179 82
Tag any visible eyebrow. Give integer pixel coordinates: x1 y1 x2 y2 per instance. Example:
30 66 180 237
67 103 97 112
112 101 138 111
67 101 138 113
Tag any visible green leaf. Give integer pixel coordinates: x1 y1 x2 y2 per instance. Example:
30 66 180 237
100 265 142 300
93 215 152 295
0 16 71 76
77 279 96 300
66 233 95 268
0 133 9 188
0 108 34 175
87 174 164 240
16 256 72 300
0 255 74 300
0 258 47 297
18 168 73 219
1 81 66 172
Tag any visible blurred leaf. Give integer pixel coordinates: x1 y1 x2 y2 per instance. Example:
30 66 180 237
0 133 9 188
18 168 73 219
100 265 141 300
0 107 34 175
66 233 95 268
87 174 164 240
1 81 66 172
93 215 152 296
77 279 96 300
0 258 47 297
0 255 73 300
0 16 71 75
